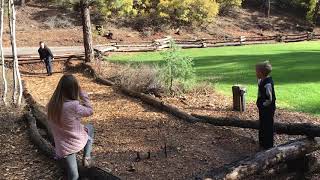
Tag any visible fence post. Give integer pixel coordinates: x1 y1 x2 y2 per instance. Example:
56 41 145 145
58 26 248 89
201 40 207 48
240 36 246 45
232 85 246 112
307 32 315 41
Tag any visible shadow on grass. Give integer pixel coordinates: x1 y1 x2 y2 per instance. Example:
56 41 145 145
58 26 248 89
193 51 320 85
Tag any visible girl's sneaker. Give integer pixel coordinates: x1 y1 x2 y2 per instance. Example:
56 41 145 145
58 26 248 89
83 157 92 167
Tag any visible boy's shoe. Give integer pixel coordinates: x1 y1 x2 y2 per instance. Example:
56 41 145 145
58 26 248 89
83 157 92 167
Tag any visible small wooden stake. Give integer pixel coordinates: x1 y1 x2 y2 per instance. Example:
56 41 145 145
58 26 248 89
164 143 168 158
135 152 141 162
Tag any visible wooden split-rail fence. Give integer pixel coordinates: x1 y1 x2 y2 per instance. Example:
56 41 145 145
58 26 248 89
2 53 85 66
1 32 319 65
95 32 320 54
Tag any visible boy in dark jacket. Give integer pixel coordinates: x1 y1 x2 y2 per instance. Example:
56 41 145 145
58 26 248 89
38 41 54 76
256 61 276 150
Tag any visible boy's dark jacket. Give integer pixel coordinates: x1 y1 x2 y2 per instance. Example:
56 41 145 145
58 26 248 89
38 46 54 60
257 77 276 110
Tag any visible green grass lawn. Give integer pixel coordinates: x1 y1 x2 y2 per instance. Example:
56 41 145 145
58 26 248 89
109 41 320 116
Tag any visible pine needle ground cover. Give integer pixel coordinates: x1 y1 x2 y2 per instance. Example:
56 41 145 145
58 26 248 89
110 41 320 116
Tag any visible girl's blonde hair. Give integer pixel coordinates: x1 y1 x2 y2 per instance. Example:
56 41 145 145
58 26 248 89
47 74 80 126
256 60 272 76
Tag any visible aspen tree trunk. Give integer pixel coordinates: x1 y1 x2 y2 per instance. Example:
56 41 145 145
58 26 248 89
81 0 94 62
8 0 17 104
9 0 22 106
0 0 7 105
20 0 25 6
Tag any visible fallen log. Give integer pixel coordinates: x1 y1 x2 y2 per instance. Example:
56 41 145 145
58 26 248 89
202 138 320 180
80 62 115 86
23 82 53 142
113 44 153 48
118 86 198 123
78 62 320 136
24 112 121 180
76 62 198 123
5 54 85 61
25 112 55 158
193 114 320 137
113 47 157 52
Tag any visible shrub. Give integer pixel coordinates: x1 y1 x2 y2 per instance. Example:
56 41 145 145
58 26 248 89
219 0 242 7
113 41 196 96
306 0 318 23
50 0 77 9
94 0 135 17
117 64 164 95
44 16 74 29
91 0 219 28
274 0 310 16
157 0 219 25
273 0 319 23
159 41 195 94
218 0 242 13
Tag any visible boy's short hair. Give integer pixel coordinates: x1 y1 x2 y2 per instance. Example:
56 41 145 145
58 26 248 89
256 61 272 75
39 41 44 45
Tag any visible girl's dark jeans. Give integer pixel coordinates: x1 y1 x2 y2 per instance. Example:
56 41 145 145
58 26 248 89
63 124 94 180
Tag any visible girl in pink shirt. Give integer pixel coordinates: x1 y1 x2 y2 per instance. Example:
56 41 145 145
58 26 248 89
47 74 94 180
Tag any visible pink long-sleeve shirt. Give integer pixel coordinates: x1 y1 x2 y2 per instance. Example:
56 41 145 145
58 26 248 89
48 91 93 158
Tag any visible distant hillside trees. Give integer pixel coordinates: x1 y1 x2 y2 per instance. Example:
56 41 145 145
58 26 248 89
92 0 224 26
307 0 320 25
51 0 320 26
274 0 320 24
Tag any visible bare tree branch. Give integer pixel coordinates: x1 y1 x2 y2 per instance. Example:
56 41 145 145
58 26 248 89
0 0 7 105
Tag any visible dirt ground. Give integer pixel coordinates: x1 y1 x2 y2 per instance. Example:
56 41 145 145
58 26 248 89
0 107 63 180
0 1 320 179
0 68 62 179
5 61 315 179
95 61 320 179
18 62 262 179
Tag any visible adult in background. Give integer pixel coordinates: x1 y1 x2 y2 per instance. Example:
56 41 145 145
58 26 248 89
38 41 54 76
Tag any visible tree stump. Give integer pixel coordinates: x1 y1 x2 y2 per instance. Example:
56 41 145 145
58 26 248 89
232 85 246 112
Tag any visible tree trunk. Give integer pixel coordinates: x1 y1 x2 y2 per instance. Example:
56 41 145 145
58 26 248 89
8 0 23 106
20 0 25 6
22 84 54 142
81 0 94 62
0 0 7 105
203 138 320 180
313 0 320 25
264 0 270 18
8 0 16 104
193 114 320 137
77 62 199 123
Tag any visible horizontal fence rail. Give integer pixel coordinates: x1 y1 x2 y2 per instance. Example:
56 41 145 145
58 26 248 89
94 32 320 54
1 32 318 65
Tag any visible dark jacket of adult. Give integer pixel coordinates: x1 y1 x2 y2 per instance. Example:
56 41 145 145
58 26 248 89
38 46 54 60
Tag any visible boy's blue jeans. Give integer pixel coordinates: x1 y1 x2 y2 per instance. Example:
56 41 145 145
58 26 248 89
63 124 94 180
